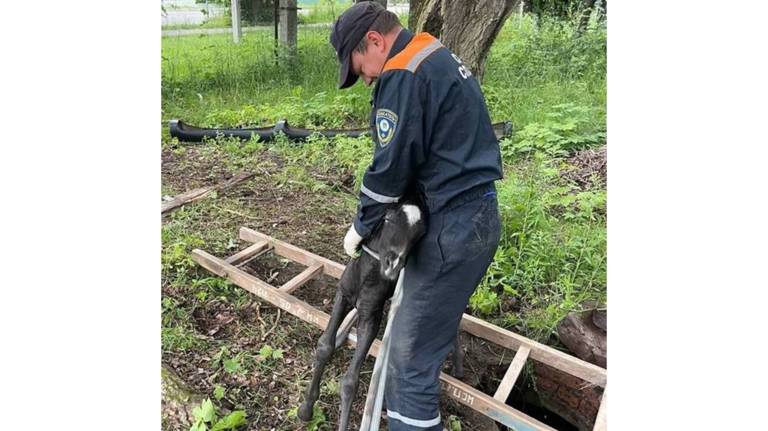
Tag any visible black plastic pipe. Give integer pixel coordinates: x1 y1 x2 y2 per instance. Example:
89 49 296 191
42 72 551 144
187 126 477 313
169 119 513 143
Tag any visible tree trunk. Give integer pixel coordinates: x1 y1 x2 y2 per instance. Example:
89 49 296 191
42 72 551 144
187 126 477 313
409 0 516 83
577 0 596 33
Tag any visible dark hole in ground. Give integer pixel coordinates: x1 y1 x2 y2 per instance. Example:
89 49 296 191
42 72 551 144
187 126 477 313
507 379 578 431
478 365 578 431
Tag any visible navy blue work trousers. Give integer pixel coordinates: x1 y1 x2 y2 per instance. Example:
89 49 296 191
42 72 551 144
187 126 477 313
384 183 501 430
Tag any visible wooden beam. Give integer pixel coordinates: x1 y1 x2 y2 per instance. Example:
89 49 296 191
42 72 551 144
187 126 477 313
161 186 211 214
494 345 530 402
162 172 254 214
192 249 330 329
192 248 556 431
239 227 345 279
440 373 555 431
225 241 270 266
593 385 607 431
279 264 323 294
460 314 607 387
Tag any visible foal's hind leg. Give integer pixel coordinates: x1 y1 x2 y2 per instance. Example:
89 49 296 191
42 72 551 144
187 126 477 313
337 311 383 431
451 328 465 379
298 289 353 422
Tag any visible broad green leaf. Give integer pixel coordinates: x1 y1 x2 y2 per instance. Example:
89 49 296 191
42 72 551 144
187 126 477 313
223 358 241 374
258 345 273 358
192 406 204 422
211 410 247 430
213 385 226 401
201 398 216 423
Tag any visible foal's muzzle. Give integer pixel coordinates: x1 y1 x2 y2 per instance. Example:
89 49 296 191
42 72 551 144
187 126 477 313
381 252 404 281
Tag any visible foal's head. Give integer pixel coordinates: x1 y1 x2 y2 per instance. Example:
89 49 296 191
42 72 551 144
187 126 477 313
374 203 426 280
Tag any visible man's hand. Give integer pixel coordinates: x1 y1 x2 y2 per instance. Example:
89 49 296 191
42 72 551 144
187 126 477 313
343 224 363 257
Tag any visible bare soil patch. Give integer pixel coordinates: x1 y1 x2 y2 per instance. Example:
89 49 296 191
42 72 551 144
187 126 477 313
561 145 607 191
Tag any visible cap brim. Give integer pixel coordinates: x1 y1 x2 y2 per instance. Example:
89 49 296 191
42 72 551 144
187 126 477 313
338 53 359 89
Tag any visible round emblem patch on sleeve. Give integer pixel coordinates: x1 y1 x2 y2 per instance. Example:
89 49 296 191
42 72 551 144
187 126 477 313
375 109 398 147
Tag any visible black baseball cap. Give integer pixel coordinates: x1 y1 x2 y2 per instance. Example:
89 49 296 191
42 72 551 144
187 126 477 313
330 1 386 89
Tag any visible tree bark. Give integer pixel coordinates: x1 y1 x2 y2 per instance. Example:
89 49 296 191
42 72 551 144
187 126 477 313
577 0 596 33
409 0 517 83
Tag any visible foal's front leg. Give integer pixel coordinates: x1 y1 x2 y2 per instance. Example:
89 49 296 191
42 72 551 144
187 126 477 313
298 289 353 422
337 310 383 431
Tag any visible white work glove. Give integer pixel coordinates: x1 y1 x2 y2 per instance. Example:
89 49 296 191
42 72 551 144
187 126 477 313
343 224 363 257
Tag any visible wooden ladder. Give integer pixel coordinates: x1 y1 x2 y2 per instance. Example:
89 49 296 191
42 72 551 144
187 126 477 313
192 227 607 431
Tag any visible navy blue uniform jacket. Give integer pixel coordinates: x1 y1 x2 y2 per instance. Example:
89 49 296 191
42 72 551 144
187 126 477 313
353 29 503 239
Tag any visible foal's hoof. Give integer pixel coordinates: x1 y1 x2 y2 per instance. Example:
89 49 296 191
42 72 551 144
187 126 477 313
452 366 464 379
297 402 313 422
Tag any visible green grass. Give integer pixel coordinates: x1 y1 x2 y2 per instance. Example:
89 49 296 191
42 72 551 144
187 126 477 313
298 0 353 25
162 26 371 130
161 12 607 342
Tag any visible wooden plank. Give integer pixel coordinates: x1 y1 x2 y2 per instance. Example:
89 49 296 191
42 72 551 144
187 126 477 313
193 248 555 431
593 386 607 431
239 227 345 279
162 172 254 214
460 314 607 388
279 264 323 294
494 345 531 402
225 241 270 266
161 186 211 213
239 227 607 387
192 249 330 329
440 374 555 431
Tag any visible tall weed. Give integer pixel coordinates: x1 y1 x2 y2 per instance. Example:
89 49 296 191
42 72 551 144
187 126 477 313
475 154 606 340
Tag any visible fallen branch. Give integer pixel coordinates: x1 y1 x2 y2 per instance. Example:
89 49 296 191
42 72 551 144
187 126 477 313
161 172 255 214
261 309 281 342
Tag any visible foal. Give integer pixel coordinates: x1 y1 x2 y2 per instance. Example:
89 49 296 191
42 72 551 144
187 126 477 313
297 201 427 429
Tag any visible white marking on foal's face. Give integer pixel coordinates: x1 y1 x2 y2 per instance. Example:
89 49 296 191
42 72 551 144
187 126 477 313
401 205 421 227
383 254 404 280
391 256 401 270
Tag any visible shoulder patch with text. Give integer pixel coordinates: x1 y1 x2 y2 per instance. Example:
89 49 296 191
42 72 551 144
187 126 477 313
375 109 398 147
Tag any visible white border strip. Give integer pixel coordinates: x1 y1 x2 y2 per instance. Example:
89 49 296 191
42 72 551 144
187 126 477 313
361 184 400 203
386 410 441 428
405 39 443 72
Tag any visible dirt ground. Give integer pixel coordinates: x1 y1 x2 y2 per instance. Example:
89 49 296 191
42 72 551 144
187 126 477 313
161 143 553 431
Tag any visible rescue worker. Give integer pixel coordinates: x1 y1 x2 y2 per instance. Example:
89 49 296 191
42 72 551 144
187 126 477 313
330 2 503 429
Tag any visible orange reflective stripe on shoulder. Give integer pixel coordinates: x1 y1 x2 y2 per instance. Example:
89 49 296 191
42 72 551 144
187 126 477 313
383 32 443 73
